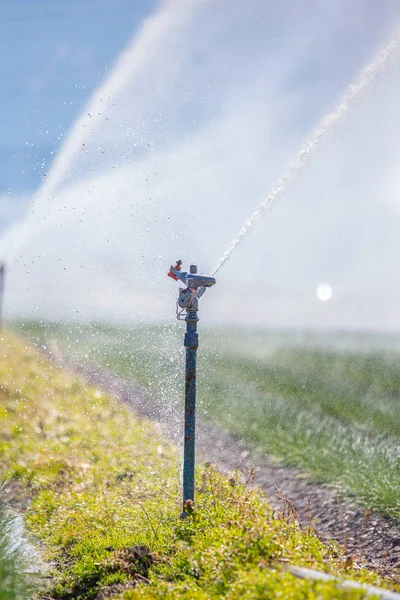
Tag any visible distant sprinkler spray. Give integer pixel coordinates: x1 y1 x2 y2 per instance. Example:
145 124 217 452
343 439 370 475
168 260 216 517
212 27 400 276
0 0 201 262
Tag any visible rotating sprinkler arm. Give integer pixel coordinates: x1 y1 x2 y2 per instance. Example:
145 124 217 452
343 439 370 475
168 262 216 291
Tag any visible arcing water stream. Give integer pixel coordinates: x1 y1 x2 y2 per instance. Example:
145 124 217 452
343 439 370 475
212 27 400 276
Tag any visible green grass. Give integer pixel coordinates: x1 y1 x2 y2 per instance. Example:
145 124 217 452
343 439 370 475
199 351 400 519
14 321 400 520
1 331 397 599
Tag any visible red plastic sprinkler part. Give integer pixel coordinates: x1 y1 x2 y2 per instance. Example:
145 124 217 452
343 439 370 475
168 259 182 281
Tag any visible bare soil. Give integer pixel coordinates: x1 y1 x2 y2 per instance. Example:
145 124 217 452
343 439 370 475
49 347 400 579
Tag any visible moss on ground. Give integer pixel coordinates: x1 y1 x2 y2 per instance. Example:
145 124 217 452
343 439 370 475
0 331 397 599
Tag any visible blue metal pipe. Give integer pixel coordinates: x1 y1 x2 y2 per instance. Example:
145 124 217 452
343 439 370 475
181 305 198 516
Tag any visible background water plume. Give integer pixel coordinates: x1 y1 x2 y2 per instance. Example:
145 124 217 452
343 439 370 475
2 1 400 330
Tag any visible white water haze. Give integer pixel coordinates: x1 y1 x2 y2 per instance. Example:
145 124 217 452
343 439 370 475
2 0 400 330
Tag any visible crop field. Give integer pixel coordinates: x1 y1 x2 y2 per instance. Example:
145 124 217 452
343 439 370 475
4 331 398 599
17 321 400 521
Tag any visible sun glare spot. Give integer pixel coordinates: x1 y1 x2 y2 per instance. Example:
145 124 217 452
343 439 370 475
316 284 332 301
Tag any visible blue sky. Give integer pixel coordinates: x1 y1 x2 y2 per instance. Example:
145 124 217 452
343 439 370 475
0 0 153 197
1 0 400 329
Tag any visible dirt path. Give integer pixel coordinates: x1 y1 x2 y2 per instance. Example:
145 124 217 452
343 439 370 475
49 347 400 578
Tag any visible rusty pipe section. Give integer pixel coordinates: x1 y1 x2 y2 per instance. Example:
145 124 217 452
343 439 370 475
181 302 199 518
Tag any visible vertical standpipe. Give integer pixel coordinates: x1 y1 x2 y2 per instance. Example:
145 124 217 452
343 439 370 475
167 260 216 517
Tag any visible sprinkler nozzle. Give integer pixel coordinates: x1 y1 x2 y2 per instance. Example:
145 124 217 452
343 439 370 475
168 259 182 281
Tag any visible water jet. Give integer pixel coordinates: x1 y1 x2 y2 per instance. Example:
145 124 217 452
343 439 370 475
212 27 400 276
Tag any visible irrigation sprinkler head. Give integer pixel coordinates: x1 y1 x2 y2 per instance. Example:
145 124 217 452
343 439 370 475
168 260 216 319
168 261 216 290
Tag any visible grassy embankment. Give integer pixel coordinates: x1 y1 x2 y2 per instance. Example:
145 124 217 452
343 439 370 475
1 330 398 599
17 321 400 521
